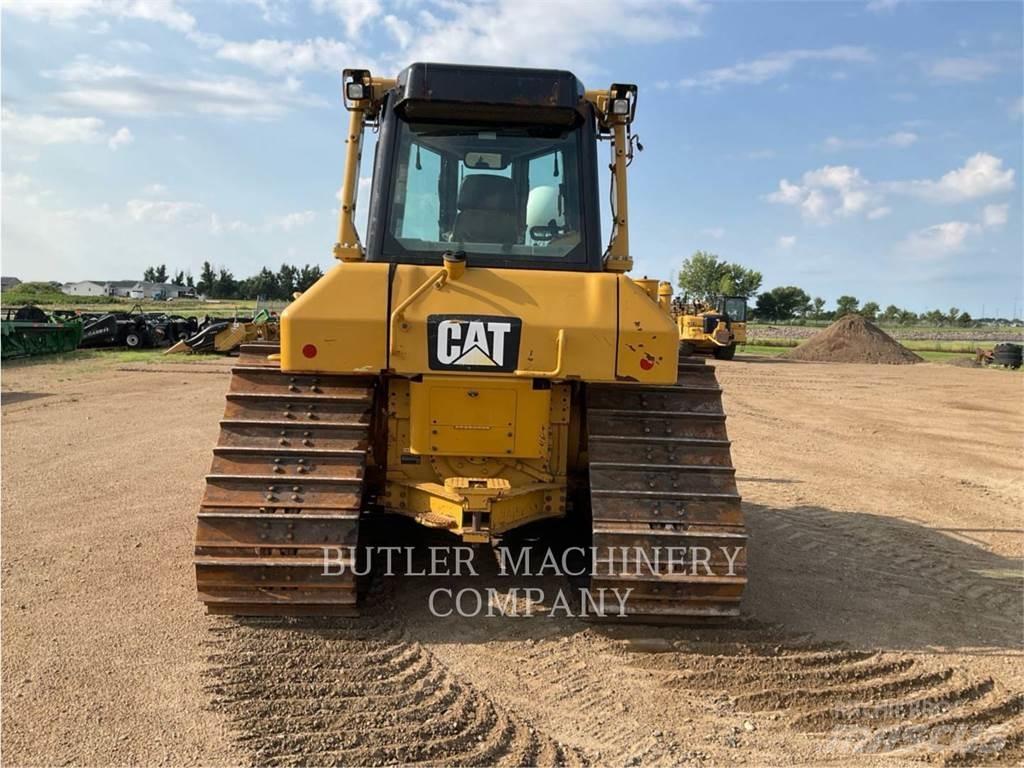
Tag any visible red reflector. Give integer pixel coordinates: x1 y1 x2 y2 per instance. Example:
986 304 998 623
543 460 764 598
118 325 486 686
302 344 317 359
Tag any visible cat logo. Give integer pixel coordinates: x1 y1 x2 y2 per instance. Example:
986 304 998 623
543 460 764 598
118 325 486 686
427 314 523 372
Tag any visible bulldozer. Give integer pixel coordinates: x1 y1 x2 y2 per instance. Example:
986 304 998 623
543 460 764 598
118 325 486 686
194 63 746 621
673 295 748 360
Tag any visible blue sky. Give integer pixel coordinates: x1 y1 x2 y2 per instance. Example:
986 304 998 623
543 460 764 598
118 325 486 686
2 0 1022 316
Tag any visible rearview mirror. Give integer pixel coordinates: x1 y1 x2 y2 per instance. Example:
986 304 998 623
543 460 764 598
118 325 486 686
464 152 505 170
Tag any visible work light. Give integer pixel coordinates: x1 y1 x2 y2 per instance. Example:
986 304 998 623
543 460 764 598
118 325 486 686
345 81 368 101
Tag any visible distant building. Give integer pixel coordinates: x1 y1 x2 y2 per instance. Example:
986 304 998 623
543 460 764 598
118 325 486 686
104 280 139 297
62 281 108 296
128 282 188 299
60 280 188 299
1 277 22 292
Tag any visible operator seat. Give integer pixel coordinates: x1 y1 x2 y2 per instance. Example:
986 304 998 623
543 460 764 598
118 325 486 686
452 174 518 244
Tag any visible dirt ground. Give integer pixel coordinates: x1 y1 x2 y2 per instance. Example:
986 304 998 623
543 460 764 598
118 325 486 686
2 354 1021 767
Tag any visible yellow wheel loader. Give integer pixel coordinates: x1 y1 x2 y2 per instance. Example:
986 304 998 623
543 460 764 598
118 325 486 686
194 63 746 621
674 296 748 361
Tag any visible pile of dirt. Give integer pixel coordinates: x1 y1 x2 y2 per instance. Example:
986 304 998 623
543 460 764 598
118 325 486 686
784 314 923 364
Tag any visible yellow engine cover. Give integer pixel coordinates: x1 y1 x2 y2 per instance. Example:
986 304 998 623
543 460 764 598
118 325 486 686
280 262 677 385
280 261 389 373
388 265 677 384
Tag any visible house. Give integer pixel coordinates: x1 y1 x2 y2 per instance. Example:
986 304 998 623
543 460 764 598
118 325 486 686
0 277 22 292
128 282 188 300
60 280 189 299
62 280 108 296
104 280 139 297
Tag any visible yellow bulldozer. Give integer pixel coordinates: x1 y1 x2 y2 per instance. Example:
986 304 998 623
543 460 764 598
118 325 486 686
194 63 746 621
674 295 749 360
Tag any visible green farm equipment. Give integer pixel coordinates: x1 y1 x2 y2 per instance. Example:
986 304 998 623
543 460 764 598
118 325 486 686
1 306 83 361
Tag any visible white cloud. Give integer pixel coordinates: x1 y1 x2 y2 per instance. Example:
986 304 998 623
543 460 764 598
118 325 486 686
680 46 874 89
403 1 703 72
267 211 316 232
143 183 167 195
126 199 204 224
896 203 1008 265
866 0 902 12
109 39 152 54
768 164 875 222
898 221 976 261
895 153 1015 203
312 0 382 38
3 173 35 191
216 37 356 75
57 204 115 223
822 131 918 151
924 57 999 82
234 0 291 24
769 153 1015 223
2 108 106 144
1010 97 1024 120
4 0 197 33
49 61 324 118
777 235 797 248
701 227 725 239
108 126 134 150
982 203 1009 229
209 213 251 235
382 14 412 49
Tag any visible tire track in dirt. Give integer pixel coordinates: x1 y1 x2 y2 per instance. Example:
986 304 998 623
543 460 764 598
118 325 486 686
203 593 586 767
759 506 1023 624
623 631 1024 766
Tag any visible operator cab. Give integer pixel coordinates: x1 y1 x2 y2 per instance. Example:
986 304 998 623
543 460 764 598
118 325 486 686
364 63 604 271
717 296 748 323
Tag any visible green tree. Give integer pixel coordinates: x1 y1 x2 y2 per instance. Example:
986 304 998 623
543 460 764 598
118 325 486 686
923 309 945 325
173 270 185 286
947 307 960 325
860 301 880 321
677 251 762 303
213 268 237 299
835 295 859 318
898 309 918 324
956 310 972 326
881 304 901 324
811 297 826 319
143 266 156 282
277 264 298 298
153 264 168 283
297 264 324 292
241 268 279 300
718 263 763 298
185 272 194 288
197 262 216 296
755 286 812 321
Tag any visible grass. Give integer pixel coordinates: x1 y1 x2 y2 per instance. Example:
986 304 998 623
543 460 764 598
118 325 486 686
738 343 977 364
1 287 263 317
737 344 789 357
2 284 113 306
747 322 1023 334
1 347 228 374
747 337 996 353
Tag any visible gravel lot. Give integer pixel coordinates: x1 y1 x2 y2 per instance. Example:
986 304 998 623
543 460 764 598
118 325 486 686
2 354 1021 766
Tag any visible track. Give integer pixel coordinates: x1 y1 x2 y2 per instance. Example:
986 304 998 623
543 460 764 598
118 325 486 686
585 356 746 619
195 343 376 616
205 589 587 767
